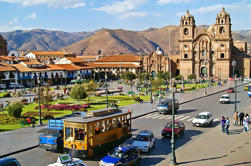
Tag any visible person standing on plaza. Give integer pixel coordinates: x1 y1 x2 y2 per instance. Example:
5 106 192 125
239 111 245 126
234 111 238 126
243 115 248 132
225 117 230 134
221 116 226 133
246 114 249 131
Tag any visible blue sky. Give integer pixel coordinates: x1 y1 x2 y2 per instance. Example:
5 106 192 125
0 0 250 32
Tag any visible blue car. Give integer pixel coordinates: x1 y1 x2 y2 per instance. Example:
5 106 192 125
0 157 21 166
99 145 141 166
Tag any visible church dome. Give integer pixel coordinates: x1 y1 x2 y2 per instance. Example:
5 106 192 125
217 8 230 18
182 10 194 19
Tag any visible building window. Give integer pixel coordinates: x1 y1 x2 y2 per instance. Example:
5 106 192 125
184 28 188 35
185 21 188 25
220 53 224 58
220 44 224 47
184 45 187 48
202 50 206 57
184 54 188 58
220 27 225 34
221 20 224 24
176 59 180 63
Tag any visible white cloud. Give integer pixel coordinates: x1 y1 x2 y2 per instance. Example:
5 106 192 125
93 0 146 14
0 0 86 9
120 12 146 19
0 25 33 32
26 12 37 19
8 18 18 25
157 0 193 5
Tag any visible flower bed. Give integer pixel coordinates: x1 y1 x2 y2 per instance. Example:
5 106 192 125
34 104 90 111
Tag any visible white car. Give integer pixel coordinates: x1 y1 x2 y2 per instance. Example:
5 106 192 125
132 130 155 152
48 154 87 166
219 94 230 104
192 112 213 127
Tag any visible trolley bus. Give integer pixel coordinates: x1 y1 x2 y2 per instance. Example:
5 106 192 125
63 108 132 158
248 84 251 97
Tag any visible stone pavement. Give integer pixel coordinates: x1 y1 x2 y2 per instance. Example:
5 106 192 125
157 106 251 166
0 80 242 157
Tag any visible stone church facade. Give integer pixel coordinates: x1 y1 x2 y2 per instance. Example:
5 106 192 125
179 8 250 80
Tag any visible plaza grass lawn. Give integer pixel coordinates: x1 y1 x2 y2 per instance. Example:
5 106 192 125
0 92 6 98
0 94 151 132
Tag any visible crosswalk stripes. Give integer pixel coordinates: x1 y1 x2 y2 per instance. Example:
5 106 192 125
186 117 194 121
138 113 220 123
179 116 191 121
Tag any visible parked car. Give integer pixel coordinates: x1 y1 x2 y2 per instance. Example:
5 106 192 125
132 130 155 152
9 83 24 89
99 145 141 166
227 87 234 93
48 154 87 166
219 94 230 104
161 121 185 138
0 84 6 89
157 99 179 114
192 112 213 127
0 157 21 166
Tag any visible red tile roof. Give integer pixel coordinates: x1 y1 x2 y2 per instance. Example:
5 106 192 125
29 51 71 56
66 57 85 63
23 61 42 65
0 56 14 61
88 63 140 68
46 64 65 71
95 54 142 62
0 63 16 72
55 64 79 71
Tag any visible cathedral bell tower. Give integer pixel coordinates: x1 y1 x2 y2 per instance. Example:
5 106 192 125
179 10 196 79
215 8 231 40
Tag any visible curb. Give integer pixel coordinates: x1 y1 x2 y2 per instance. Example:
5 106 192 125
0 82 246 158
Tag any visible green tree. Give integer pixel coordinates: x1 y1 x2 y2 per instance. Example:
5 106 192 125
157 71 172 82
70 84 87 104
34 85 54 110
121 71 136 88
138 73 149 82
175 75 183 81
85 80 98 96
188 74 196 80
7 102 23 118
152 78 164 91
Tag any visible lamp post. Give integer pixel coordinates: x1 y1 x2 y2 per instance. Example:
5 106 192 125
170 82 177 166
37 77 42 126
150 74 153 102
203 58 209 95
105 72 109 108
234 74 237 113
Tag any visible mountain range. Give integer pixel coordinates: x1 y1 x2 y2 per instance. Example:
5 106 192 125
1 27 251 56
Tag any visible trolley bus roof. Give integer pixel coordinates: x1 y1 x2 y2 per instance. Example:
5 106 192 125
64 110 131 123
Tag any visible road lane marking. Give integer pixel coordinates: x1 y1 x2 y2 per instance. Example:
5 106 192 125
179 116 191 121
158 115 167 119
138 113 156 119
165 116 172 120
187 117 194 121
152 114 165 119
174 115 184 120
145 114 160 119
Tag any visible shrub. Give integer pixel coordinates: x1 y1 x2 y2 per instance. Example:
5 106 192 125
0 114 20 124
7 102 23 118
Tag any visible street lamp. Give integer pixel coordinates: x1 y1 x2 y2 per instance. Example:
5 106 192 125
150 74 153 102
234 74 237 113
232 60 236 78
203 58 209 95
105 72 109 108
170 81 177 166
37 77 42 126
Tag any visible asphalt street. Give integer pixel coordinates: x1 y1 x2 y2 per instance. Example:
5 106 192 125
8 84 250 166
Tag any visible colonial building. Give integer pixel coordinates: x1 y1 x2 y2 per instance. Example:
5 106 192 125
25 51 75 64
0 35 7 56
179 8 251 79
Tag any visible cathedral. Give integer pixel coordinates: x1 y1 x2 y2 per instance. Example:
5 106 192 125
179 8 250 80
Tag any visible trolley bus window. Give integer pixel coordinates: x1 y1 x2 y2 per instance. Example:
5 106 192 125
75 128 86 140
65 127 73 141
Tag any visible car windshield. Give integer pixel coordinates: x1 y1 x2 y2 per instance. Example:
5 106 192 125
40 129 58 137
110 150 124 158
221 96 229 99
165 123 179 128
195 115 208 119
159 102 168 106
134 135 150 141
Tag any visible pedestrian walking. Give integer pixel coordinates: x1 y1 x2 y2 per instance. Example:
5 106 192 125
246 114 249 130
243 115 248 132
239 111 245 126
225 117 230 134
221 116 226 133
234 111 238 126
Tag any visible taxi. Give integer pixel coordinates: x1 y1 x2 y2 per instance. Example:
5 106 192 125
48 154 87 166
99 145 141 166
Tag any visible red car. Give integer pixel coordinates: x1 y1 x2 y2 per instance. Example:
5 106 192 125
161 121 185 138
227 88 234 93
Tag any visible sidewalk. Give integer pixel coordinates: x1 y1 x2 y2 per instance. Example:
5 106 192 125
157 106 251 166
0 81 242 157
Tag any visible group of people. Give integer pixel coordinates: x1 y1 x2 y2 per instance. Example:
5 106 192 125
233 111 249 132
221 110 250 135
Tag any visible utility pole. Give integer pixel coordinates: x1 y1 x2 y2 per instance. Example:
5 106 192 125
105 72 109 108
234 74 237 113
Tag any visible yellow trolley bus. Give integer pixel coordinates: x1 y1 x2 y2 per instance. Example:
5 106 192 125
63 108 132 158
